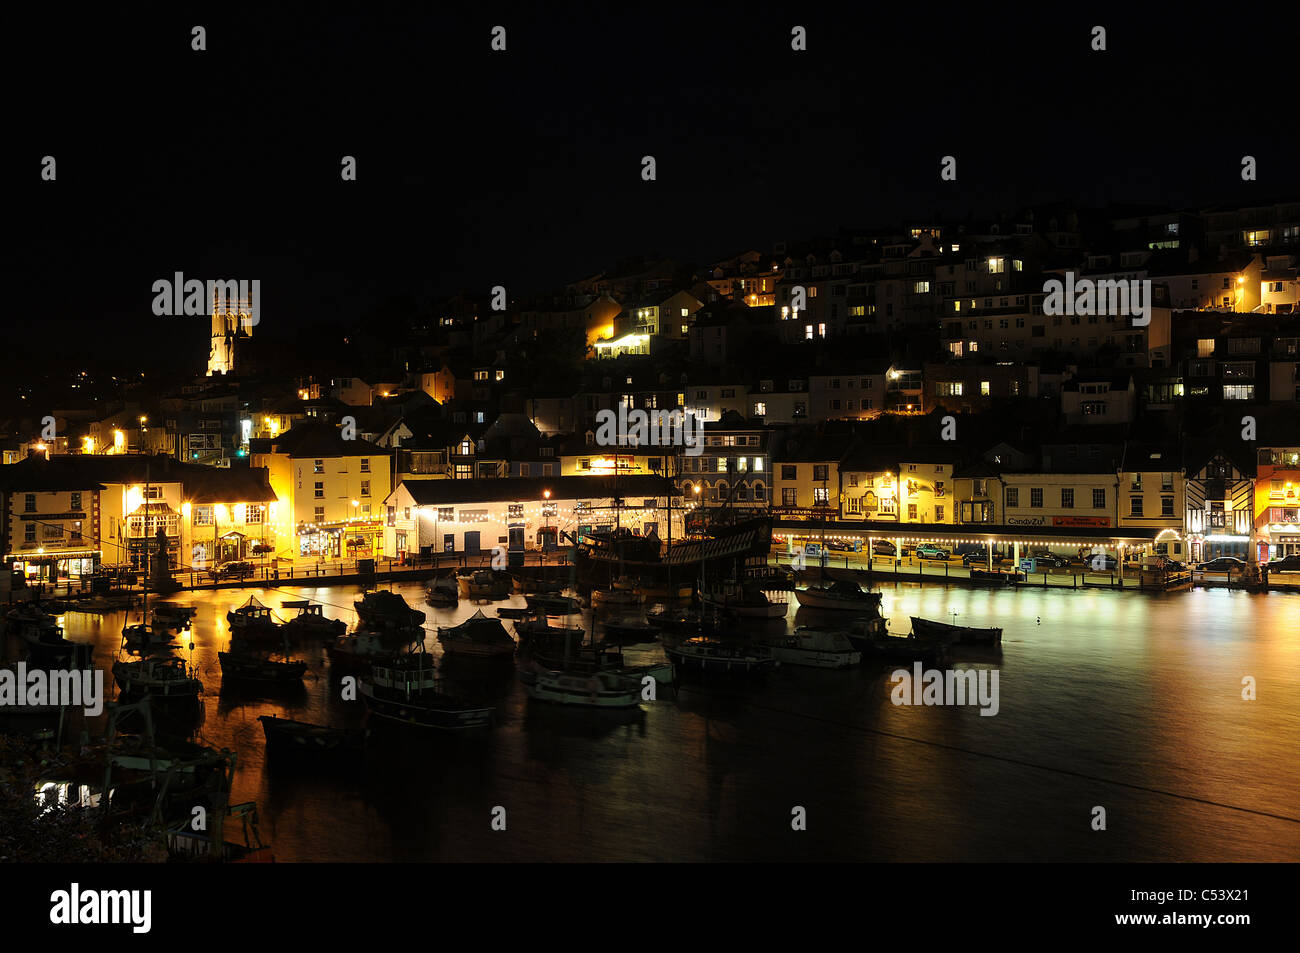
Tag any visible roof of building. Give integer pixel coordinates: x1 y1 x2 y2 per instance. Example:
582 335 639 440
395 474 678 506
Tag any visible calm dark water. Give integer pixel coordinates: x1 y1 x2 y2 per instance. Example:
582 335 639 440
39 581 1300 861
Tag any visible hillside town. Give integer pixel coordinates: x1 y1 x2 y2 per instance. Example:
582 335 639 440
5 198 1299 594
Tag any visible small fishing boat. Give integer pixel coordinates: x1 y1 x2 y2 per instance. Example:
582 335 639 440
513 574 564 595
5 604 59 630
794 579 882 612
354 590 426 631
360 654 495 730
590 587 640 611
281 600 347 638
634 581 694 601
852 627 951 665
112 656 203 699
600 617 659 642
425 576 459 607
457 570 512 601
522 666 642 708
151 603 196 629
663 637 776 675
513 618 587 645
701 582 788 619
121 621 177 650
218 648 308 683
258 714 366 755
227 595 283 634
517 627 624 680
437 610 516 660
524 594 582 616
325 630 403 675
910 616 1003 648
761 628 862 668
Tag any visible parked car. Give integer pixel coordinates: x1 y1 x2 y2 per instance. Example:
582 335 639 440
914 543 950 561
1196 556 1246 572
1267 554 1300 573
1085 552 1118 571
1030 552 1071 569
871 540 897 557
211 560 256 580
961 548 1004 567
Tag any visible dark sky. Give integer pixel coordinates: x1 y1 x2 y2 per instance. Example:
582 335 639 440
6 5 1297 367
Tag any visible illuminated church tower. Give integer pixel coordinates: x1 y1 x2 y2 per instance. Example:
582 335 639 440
207 285 256 376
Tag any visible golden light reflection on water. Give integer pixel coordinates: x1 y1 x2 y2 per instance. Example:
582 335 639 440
28 580 1300 861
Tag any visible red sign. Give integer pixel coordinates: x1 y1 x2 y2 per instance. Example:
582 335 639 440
1052 516 1110 527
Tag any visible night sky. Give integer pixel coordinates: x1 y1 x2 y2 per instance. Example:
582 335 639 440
6 6 1297 371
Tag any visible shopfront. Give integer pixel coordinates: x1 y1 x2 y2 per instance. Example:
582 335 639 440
7 550 101 585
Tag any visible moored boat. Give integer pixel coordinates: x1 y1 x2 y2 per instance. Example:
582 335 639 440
762 628 862 668
701 582 788 619
281 600 347 638
910 616 1003 648
227 595 284 634
151 603 196 629
258 714 366 754
425 576 459 607
218 649 309 683
794 579 882 612
600 617 659 642
354 590 426 631
112 656 203 699
457 570 512 601
524 593 582 616
663 637 776 675
522 666 642 708
437 609 516 660
325 630 402 675
589 587 640 612
360 655 494 730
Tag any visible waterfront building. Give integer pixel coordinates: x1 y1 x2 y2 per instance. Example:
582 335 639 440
1183 447 1255 562
382 474 683 558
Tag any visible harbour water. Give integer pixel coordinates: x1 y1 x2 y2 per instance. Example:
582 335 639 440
28 581 1300 861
